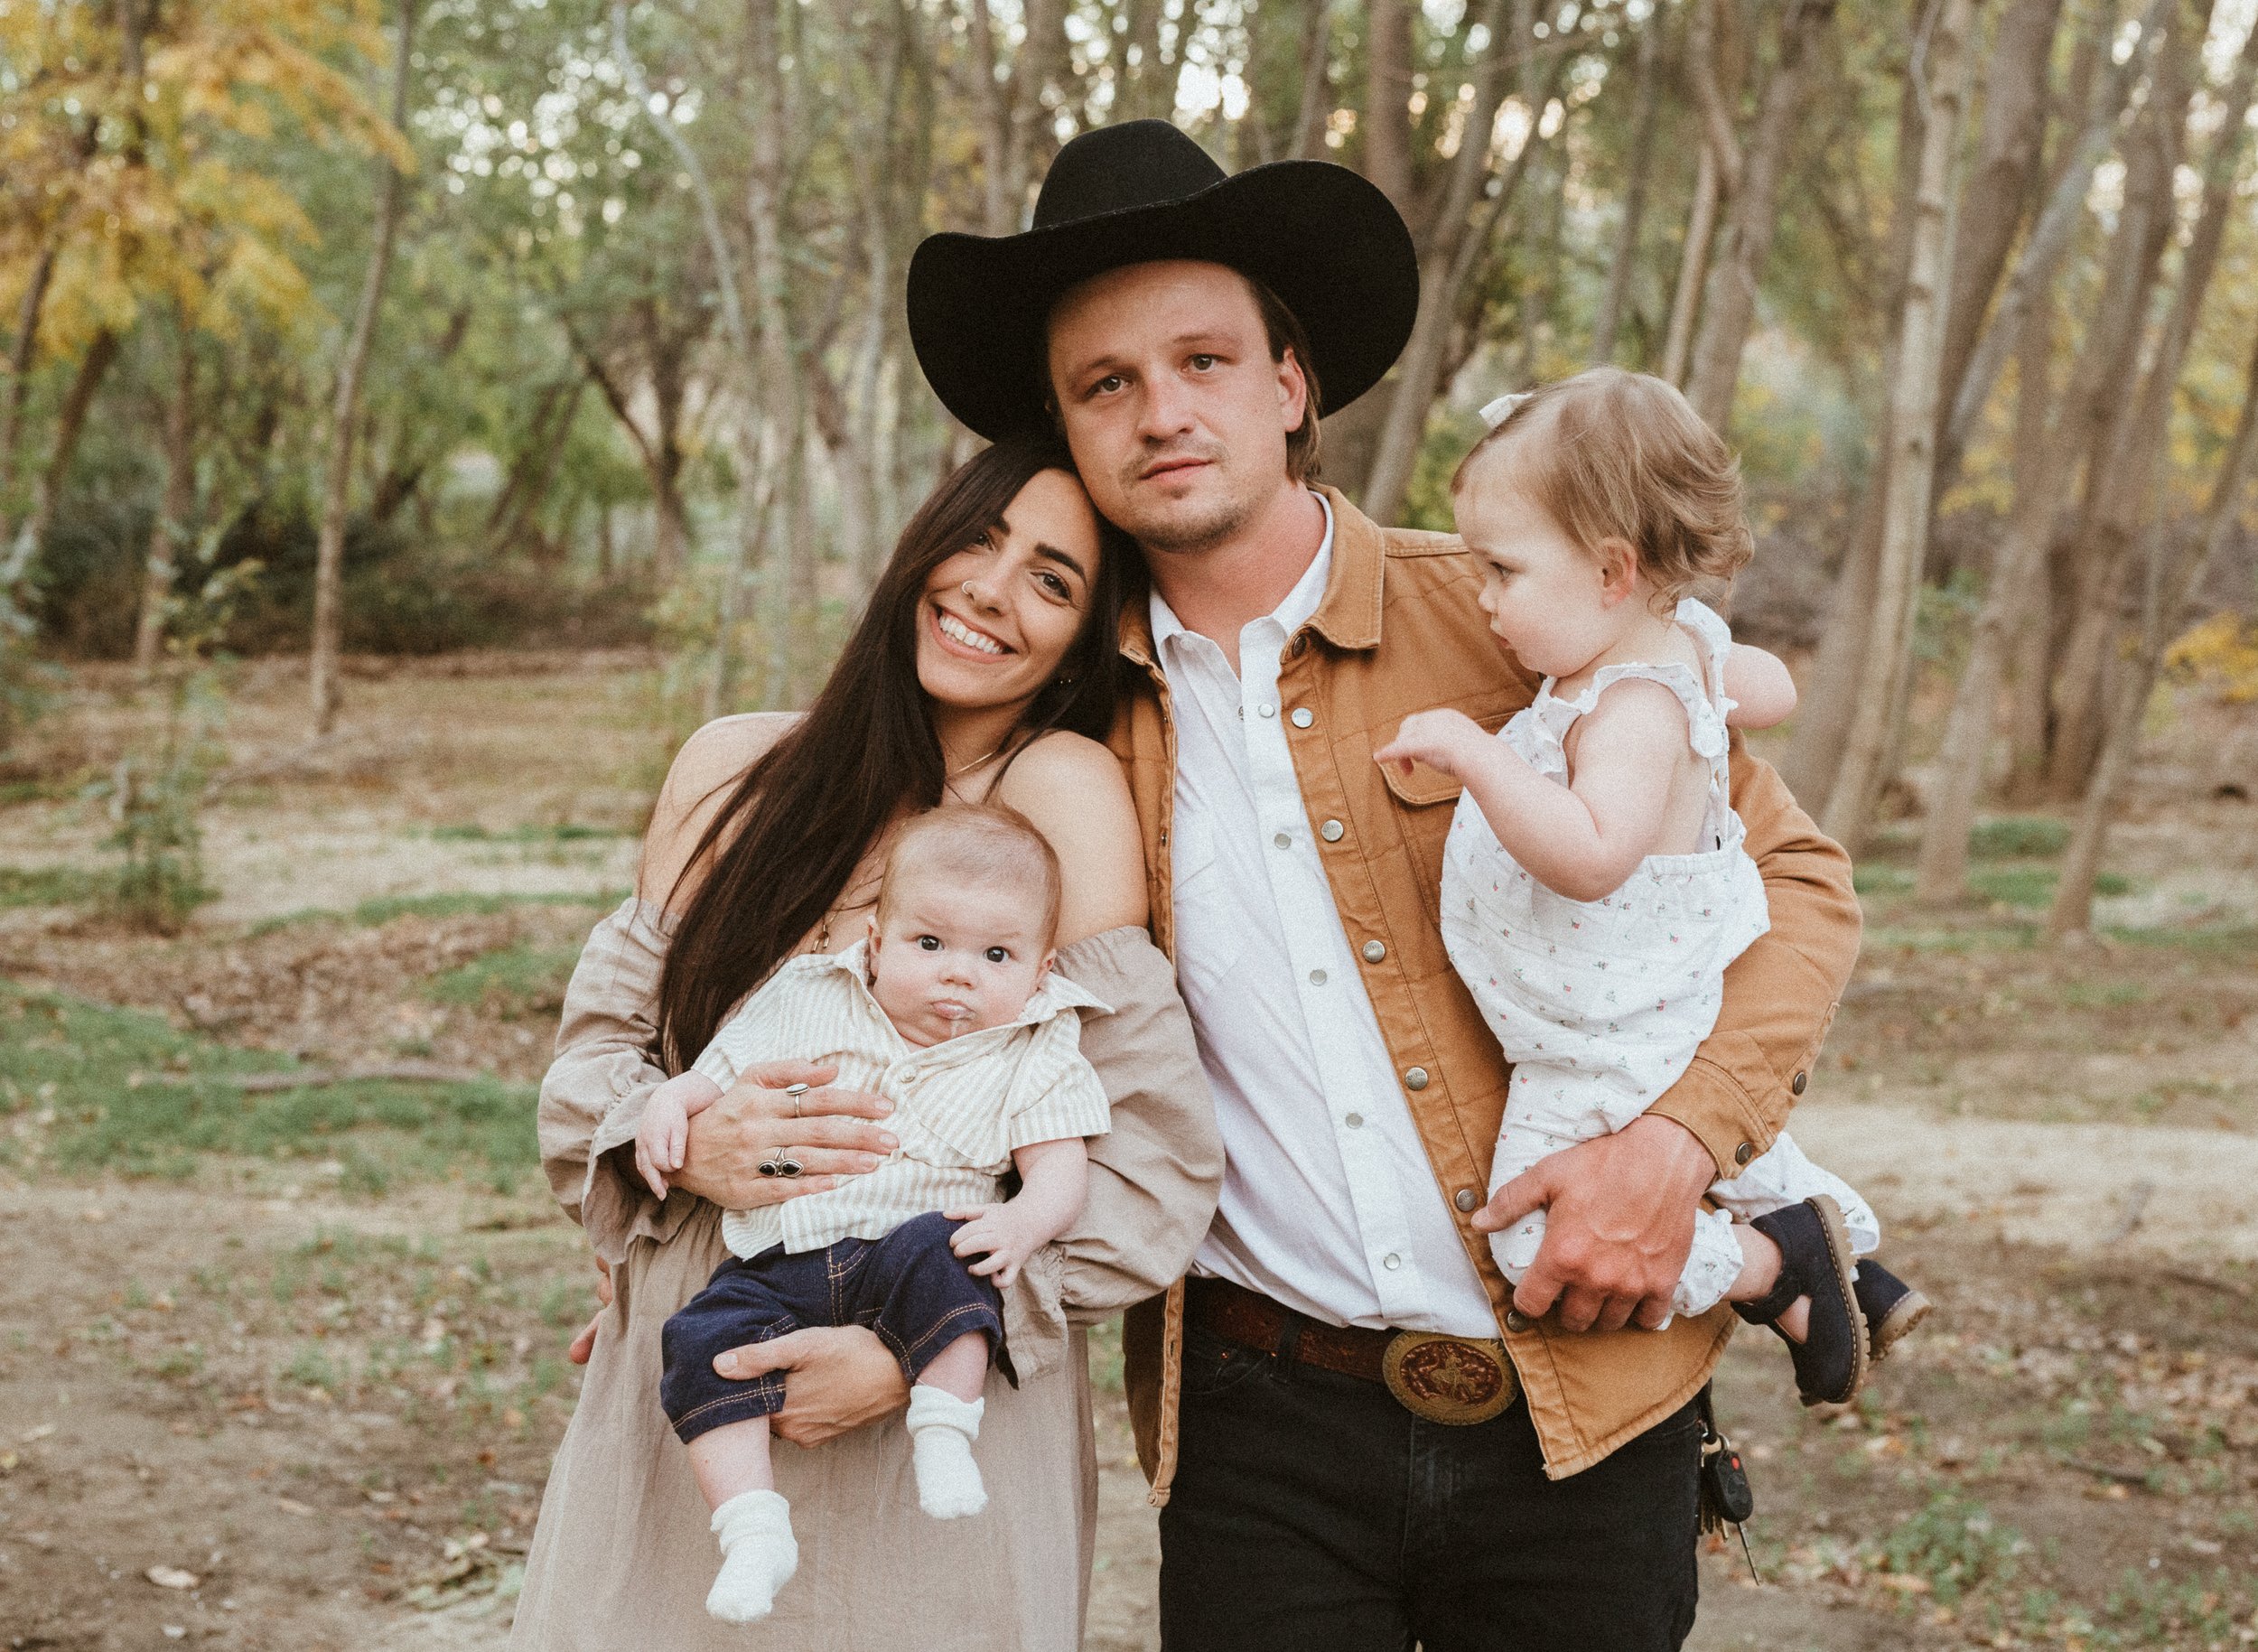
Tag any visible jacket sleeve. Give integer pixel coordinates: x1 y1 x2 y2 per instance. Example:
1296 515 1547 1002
537 898 695 1265
1047 924 1221 1321
1646 742 1863 1179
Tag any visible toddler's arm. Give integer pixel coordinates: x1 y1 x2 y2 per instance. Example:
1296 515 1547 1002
633 1069 725 1200
945 1136 1090 1292
1376 679 1692 902
1724 643 1797 729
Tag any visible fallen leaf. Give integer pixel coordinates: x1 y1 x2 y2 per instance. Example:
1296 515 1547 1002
20 1423 57 1442
0 1451 17 1472
162 1627 187 1640
276 1497 315 1517
146 1564 201 1590
1880 1573 1932 1594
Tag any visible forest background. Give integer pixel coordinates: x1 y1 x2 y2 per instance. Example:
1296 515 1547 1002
5 0 2258 911
5 1 2258 1647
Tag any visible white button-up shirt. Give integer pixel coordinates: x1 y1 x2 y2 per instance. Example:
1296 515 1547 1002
1153 494 1497 1336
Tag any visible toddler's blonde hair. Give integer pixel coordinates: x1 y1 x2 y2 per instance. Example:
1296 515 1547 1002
878 802 1063 947
1451 367 1753 605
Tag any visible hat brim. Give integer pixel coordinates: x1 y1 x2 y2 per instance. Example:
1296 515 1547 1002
909 161 1419 443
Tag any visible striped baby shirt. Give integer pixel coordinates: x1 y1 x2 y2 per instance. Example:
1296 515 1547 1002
691 939 1115 1260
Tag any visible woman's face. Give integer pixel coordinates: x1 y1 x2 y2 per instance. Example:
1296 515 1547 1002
917 467 1106 715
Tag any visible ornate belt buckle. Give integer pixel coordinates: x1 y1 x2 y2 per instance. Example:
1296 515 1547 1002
1382 1331 1518 1425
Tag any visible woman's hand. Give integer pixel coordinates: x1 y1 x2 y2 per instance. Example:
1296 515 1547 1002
564 1254 614 1366
714 1326 910 1446
671 1059 897 1210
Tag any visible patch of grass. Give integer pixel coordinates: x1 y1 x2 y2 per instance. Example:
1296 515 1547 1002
246 888 626 935
0 864 104 909
1967 865 2134 908
0 980 537 1189
1871 1492 2029 1608
422 942 580 1021
429 824 622 845
1852 864 1914 896
1968 817 2070 860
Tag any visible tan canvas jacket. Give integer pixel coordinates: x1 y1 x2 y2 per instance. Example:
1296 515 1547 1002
1111 485 1862 1493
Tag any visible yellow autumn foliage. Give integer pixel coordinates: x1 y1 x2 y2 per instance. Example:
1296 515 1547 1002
2164 612 2258 705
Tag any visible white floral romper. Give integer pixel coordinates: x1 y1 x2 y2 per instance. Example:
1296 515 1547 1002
1441 598 1879 1319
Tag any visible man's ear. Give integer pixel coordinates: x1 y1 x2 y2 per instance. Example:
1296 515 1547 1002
1594 537 1640 608
1276 346 1311 437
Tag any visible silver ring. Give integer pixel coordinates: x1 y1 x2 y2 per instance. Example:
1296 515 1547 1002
777 1151 805 1180
784 1081 808 1118
757 1155 783 1179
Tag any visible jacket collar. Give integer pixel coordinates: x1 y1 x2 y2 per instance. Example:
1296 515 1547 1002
1115 482 1387 668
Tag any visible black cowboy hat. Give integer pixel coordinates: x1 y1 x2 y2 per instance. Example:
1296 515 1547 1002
908 120 1419 442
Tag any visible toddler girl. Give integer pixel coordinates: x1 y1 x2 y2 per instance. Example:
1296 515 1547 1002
1376 368 1927 1409
633 802 1112 1622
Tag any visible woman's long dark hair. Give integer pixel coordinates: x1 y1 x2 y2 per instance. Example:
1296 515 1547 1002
654 431 1135 1072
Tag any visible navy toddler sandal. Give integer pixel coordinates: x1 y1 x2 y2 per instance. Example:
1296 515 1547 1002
1850 1260 1932 1362
1731 1196 1869 1407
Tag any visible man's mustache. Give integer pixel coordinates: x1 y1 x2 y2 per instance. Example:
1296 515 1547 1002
1127 443 1226 484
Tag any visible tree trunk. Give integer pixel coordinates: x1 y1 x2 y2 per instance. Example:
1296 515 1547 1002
1660 146 1721 388
133 327 198 672
1914 288 2055 901
14 328 117 582
309 0 417 736
1937 0 2169 488
1363 0 1417 214
965 0 1014 233
1591 14 1665 366
1002 0 1065 225
2049 321 2258 939
1121 0 1172 121
1358 0 1534 525
1683 0 1835 434
1290 0 1339 157
0 242 60 549
1819 0 1973 852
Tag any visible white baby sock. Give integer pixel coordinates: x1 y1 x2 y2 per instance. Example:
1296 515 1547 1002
705 1489 798 1623
906 1385 988 1519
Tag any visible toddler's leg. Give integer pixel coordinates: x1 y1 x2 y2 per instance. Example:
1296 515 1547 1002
686 1421 797 1623
907 1331 990 1519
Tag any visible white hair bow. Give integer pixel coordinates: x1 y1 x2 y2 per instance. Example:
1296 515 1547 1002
1479 392 1531 428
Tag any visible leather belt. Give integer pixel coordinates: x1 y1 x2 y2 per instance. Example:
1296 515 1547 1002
1185 1276 1518 1425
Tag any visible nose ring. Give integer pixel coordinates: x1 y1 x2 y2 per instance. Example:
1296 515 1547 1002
962 580 977 601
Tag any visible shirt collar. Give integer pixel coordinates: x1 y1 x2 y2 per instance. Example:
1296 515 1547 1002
1147 490 1335 658
816 938 1112 1039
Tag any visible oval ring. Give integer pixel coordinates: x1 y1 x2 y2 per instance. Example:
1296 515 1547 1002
783 1081 809 1118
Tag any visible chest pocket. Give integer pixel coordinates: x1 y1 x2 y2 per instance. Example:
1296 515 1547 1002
1377 705 1515 917
895 1069 1012 1173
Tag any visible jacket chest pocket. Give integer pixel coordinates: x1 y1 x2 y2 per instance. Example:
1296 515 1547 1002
1375 707 1513 917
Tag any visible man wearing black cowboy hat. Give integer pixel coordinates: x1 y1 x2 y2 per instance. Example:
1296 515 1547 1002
907 120 1861 1650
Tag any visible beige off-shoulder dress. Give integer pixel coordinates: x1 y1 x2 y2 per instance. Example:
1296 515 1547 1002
510 899 1219 1652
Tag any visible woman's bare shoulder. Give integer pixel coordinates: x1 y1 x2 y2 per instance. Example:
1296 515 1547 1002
994 731 1147 942
641 714 800 905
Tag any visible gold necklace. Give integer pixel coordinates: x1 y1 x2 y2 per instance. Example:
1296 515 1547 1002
946 742 1009 780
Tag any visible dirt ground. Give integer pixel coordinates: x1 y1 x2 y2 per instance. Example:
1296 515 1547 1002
4 653 2255 1650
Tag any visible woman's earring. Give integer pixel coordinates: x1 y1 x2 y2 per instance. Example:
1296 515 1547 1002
1055 673 1075 686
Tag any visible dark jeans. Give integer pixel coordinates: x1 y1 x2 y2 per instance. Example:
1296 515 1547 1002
658 1210 1005 1445
1157 1322 1703 1651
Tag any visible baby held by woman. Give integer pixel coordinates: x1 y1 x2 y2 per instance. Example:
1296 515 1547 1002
1378 368 1930 1411
633 803 1110 1623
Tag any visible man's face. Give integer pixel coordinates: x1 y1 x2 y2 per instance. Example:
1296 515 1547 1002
1046 260 1308 555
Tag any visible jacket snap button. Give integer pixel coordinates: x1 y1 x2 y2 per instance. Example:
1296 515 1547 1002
1291 707 1314 728
1454 1188 1481 1213
1733 1141 1756 1166
1791 1070 1808 1096
1506 1309 1532 1334
1320 819 1344 842
1362 939 1386 963
1404 1067 1430 1091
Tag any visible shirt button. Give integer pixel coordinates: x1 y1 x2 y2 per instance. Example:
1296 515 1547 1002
1344 1112 1364 1128
1361 939 1386 963
1454 1188 1481 1213
1404 1067 1430 1091
1791 1070 1808 1096
1383 1253 1402 1271
1291 707 1314 728
1274 831 1292 848
1506 1308 1533 1334
1320 819 1344 843
1309 968 1328 985
1258 703 1277 718
1734 1141 1756 1166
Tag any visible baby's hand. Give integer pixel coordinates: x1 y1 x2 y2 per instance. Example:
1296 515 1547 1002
943 1202 1046 1293
1374 708 1487 780
635 1089 693 1200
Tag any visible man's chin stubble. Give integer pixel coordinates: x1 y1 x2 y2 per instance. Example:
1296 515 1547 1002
1117 490 1257 557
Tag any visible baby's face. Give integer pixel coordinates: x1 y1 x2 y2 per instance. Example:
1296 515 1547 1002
1455 468 1626 680
866 872 1055 1047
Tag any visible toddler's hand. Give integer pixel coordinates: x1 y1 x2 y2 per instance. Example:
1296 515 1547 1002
635 1092 692 1201
944 1202 1042 1293
1374 708 1486 780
